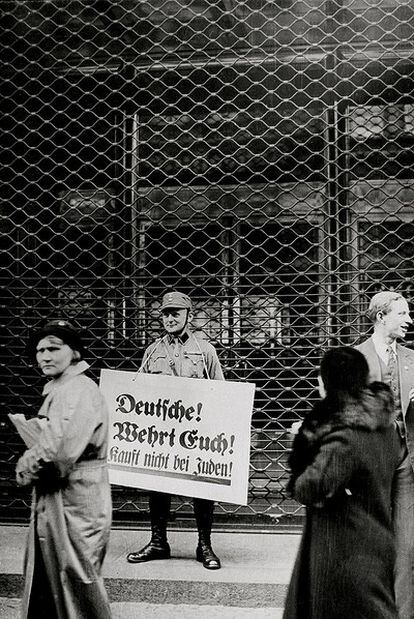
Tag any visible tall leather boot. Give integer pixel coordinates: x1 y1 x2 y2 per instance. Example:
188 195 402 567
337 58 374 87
194 498 221 570
127 493 171 563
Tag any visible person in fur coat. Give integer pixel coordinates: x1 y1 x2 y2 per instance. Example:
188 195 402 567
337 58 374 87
283 346 400 619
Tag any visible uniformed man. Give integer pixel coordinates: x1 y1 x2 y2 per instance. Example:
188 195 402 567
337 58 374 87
126 291 224 569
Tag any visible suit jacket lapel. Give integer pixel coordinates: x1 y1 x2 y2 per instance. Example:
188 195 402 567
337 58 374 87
397 344 414 415
362 337 382 383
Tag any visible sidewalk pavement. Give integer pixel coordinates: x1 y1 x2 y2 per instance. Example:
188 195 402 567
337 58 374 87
0 525 300 618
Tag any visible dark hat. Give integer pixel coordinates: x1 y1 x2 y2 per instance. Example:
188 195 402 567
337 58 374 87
26 319 87 361
160 291 192 311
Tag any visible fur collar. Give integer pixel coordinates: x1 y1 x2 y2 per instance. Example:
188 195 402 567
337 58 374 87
286 382 395 494
301 382 395 441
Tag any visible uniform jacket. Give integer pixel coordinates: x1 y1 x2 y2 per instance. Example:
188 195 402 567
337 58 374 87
17 361 112 619
141 329 224 381
356 336 414 469
283 383 400 619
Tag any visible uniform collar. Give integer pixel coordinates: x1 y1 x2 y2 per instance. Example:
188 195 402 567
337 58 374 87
42 360 90 395
165 329 191 345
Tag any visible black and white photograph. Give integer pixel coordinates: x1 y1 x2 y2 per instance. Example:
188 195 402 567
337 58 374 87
1 1 414 617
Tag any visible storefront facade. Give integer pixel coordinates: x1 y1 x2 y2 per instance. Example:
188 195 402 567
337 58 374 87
2 0 414 526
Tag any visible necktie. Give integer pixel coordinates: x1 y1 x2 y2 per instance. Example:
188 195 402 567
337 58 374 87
387 346 399 400
387 346 405 441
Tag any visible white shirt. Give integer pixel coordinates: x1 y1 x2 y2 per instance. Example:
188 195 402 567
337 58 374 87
372 332 397 365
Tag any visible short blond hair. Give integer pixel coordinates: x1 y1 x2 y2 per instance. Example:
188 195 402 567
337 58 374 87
366 291 404 323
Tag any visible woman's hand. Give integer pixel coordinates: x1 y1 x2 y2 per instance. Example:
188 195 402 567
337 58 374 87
16 469 37 486
289 420 303 436
15 450 41 486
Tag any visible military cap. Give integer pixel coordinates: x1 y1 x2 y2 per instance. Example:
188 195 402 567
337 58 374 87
26 319 87 361
160 291 192 311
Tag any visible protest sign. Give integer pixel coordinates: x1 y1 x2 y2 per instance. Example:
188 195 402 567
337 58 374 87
99 370 255 505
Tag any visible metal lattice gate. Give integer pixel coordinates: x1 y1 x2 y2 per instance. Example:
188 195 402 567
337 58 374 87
1 1 414 527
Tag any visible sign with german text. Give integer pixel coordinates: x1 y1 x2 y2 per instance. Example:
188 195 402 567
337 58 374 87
99 370 255 505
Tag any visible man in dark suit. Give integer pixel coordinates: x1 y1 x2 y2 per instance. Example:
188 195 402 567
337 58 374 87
356 291 414 618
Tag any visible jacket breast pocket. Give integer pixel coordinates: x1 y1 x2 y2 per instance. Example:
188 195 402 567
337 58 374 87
183 352 205 378
149 353 170 375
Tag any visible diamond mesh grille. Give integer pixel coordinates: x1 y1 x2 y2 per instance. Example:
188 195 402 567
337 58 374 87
1 0 414 525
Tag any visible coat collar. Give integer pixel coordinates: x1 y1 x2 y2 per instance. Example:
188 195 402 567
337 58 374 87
42 360 90 395
366 335 410 359
302 382 395 439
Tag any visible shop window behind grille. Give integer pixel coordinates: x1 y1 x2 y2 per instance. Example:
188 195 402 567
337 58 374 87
2 0 414 525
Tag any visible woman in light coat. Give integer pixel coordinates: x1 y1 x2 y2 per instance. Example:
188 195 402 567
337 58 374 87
16 319 112 618
284 346 400 619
